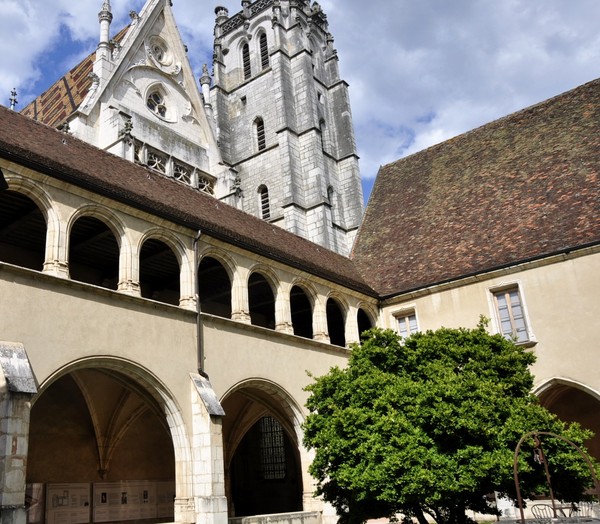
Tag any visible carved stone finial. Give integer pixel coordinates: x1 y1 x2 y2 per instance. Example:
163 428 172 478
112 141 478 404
88 72 100 85
9 88 18 110
215 6 229 23
200 64 211 85
129 10 140 21
59 121 71 134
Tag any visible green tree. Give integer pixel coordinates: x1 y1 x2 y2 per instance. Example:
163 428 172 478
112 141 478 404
303 323 595 524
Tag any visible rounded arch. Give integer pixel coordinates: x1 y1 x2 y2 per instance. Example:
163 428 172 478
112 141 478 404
290 280 317 339
535 378 600 461
220 378 305 517
326 295 347 347
67 204 128 250
248 269 276 329
198 247 237 282
67 206 125 290
28 357 192 517
138 227 188 267
198 251 234 318
357 302 377 337
0 185 49 271
3 174 56 225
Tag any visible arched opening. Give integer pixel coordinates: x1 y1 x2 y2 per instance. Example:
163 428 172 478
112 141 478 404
258 185 270 220
242 42 251 80
248 272 275 329
255 118 266 152
326 298 346 347
0 189 46 270
198 256 232 318
27 368 175 522
259 33 269 69
69 216 119 290
538 382 600 460
139 238 180 305
222 384 303 518
290 285 313 339
357 308 374 339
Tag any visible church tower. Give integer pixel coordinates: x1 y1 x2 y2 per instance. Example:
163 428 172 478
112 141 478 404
210 0 364 255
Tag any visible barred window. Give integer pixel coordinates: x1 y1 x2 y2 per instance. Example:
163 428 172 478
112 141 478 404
259 33 269 69
242 42 251 80
255 117 266 151
259 416 286 480
259 185 270 220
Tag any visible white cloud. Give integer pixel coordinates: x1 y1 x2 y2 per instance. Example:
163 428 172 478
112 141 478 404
3 0 600 195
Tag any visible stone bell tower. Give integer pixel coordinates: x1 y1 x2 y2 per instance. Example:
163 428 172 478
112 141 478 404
210 0 364 256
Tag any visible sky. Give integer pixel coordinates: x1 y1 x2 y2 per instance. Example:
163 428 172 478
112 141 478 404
2 0 600 203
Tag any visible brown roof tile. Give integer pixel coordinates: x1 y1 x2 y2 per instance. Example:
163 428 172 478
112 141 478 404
20 27 129 127
0 105 375 296
352 78 600 297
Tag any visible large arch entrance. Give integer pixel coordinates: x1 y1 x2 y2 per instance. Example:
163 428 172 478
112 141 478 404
26 365 177 524
222 382 304 518
537 379 600 460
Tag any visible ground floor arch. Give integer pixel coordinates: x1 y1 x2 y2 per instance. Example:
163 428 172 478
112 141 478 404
221 380 306 518
25 358 193 524
536 378 600 460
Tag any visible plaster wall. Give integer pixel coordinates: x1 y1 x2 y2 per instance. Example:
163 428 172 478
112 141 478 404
380 249 600 394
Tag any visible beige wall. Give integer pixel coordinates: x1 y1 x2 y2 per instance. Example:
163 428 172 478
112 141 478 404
381 248 600 396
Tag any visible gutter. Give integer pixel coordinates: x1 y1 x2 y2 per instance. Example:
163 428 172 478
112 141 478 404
193 229 208 378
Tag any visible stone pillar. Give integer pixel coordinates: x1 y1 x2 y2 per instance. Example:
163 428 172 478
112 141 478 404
275 282 294 334
345 304 359 346
231 268 250 323
117 235 141 297
42 214 69 278
190 374 228 524
0 342 37 524
312 296 329 343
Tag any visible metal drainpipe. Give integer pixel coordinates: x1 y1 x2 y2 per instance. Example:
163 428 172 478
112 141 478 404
194 229 208 378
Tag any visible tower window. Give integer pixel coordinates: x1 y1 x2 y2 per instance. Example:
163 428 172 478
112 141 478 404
259 185 270 220
255 117 266 151
242 42 251 80
259 33 269 69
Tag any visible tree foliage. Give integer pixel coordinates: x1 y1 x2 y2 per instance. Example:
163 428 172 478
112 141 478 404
303 323 596 524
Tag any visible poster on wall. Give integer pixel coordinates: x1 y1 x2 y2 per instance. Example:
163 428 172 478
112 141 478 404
26 483 45 524
45 483 91 524
93 481 158 523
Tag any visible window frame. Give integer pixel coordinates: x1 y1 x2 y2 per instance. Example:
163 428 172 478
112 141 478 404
489 282 536 346
392 307 419 339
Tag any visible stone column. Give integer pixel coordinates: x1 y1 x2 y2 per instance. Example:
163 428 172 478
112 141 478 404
312 296 329 343
275 282 294 334
42 212 69 278
0 342 37 524
345 304 359 346
190 374 228 524
231 268 251 323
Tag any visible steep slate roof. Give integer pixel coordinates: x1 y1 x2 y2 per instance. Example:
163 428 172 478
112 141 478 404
0 106 375 296
20 27 129 127
353 78 600 297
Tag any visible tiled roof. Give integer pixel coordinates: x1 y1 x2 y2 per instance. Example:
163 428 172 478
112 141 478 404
20 27 129 127
0 106 375 296
352 78 600 297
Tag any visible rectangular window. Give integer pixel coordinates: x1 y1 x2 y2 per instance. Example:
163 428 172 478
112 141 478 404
493 287 529 343
396 311 418 339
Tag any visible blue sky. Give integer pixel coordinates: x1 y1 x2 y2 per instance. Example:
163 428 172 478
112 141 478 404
3 0 600 204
